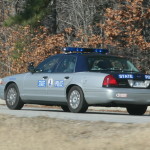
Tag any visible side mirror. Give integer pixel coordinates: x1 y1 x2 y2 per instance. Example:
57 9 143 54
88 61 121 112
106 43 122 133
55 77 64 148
28 62 35 73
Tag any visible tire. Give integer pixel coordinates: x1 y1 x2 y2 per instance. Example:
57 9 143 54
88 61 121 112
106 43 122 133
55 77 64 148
67 86 88 113
5 83 24 110
61 105 70 112
126 105 147 115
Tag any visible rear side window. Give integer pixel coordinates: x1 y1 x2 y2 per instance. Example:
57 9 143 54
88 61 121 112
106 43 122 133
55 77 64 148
56 56 76 73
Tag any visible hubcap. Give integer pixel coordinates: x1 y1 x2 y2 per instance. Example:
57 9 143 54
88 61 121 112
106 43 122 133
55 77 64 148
69 90 80 109
6 88 17 106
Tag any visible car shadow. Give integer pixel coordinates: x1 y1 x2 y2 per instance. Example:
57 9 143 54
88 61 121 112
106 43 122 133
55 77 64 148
23 107 63 112
22 106 150 116
22 107 131 116
86 111 128 116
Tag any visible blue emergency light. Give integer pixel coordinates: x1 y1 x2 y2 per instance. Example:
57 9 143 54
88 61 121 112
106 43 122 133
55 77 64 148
63 47 109 54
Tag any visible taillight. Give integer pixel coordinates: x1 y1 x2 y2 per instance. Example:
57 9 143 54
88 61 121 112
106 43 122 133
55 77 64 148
103 75 118 87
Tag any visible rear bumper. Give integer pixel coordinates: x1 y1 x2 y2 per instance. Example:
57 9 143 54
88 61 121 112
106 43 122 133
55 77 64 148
84 88 150 105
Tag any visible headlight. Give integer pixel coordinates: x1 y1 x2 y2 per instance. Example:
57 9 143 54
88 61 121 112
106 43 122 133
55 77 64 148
0 79 4 84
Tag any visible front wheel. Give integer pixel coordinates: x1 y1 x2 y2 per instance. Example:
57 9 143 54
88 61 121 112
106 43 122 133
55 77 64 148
5 83 24 110
67 86 88 113
126 105 147 115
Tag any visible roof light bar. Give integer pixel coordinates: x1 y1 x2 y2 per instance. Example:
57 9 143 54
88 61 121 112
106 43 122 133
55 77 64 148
63 47 109 54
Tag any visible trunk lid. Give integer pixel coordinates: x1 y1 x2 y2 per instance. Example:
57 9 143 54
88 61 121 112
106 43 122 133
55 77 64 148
111 73 150 88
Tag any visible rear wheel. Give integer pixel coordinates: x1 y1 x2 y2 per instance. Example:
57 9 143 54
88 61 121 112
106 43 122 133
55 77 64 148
67 86 88 113
126 105 147 115
5 83 24 110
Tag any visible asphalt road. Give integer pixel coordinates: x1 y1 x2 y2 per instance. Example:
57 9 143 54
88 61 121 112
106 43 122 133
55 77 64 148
1 105 150 124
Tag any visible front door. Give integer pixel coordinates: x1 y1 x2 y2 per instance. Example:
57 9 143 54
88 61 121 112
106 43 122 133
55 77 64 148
22 55 62 101
22 72 48 100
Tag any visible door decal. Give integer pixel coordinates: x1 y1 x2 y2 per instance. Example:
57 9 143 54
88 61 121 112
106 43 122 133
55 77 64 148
54 80 64 87
48 78 53 87
38 80 46 87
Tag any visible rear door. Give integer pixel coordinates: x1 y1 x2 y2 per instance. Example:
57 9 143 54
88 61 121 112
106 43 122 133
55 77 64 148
46 55 77 102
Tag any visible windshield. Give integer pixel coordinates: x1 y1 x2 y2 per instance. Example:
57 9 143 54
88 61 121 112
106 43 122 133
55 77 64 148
88 56 139 73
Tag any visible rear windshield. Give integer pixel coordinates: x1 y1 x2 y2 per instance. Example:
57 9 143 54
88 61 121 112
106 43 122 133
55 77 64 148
88 56 139 73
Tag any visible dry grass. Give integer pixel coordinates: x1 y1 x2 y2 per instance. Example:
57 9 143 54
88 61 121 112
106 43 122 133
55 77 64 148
0 114 150 150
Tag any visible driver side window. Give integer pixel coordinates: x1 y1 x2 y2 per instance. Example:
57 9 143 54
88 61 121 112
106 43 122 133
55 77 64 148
35 56 61 73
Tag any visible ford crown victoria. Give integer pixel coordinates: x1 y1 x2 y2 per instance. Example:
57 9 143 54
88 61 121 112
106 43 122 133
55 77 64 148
0 47 150 115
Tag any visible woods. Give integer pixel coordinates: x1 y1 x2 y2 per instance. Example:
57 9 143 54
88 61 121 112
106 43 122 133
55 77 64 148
0 0 150 77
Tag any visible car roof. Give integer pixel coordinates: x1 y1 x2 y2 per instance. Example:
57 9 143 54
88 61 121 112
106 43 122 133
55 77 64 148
62 52 125 59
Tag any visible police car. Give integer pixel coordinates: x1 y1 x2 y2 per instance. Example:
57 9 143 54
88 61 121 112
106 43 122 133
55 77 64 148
0 47 150 115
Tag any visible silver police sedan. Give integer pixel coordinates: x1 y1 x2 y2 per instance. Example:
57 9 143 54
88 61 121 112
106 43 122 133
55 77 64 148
0 47 150 115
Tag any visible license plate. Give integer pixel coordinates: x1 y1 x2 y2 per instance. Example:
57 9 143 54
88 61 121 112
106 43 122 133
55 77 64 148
133 81 146 88
128 80 150 88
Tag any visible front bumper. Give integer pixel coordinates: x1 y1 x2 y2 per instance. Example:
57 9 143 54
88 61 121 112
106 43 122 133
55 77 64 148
84 88 150 105
0 85 5 100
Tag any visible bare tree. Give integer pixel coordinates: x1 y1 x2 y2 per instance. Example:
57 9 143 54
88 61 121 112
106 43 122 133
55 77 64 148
0 0 5 23
56 0 98 45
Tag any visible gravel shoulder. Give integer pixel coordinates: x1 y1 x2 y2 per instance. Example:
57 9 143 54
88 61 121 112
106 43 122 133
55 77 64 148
1 114 150 150
1 99 150 150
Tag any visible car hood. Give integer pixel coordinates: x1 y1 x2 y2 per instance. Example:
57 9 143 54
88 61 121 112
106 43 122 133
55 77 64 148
2 72 29 83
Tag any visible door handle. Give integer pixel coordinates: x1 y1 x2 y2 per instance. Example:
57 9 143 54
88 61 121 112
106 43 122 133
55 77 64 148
43 76 48 79
64 76 70 79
